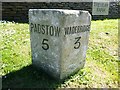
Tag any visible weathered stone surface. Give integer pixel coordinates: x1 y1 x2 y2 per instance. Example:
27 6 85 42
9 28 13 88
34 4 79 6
29 9 91 80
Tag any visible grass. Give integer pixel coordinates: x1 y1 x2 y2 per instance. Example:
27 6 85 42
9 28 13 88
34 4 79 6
1 19 119 88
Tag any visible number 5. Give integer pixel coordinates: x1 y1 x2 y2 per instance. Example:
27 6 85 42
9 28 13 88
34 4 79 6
42 39 49 50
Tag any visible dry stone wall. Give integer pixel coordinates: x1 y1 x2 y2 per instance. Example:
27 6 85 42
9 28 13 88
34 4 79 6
2 2 119 22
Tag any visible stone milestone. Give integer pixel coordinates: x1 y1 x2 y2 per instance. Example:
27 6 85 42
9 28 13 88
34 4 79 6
29 9 91 80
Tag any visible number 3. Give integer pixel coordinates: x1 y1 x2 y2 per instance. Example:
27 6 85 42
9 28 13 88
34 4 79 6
42 39 49 50
74 37 81 49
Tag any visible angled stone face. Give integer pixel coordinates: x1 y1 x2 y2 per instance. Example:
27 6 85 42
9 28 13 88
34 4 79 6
29 9 91 80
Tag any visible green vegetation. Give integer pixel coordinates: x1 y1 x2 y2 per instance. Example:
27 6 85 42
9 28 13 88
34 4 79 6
1 19 119 88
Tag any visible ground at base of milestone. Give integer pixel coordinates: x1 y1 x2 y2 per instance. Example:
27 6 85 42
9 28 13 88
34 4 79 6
1 19 119 88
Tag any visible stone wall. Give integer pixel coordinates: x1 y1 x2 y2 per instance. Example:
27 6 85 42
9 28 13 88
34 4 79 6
2 2 119 23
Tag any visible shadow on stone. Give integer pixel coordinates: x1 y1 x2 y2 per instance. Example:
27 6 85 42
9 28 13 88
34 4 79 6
2 64 62 88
